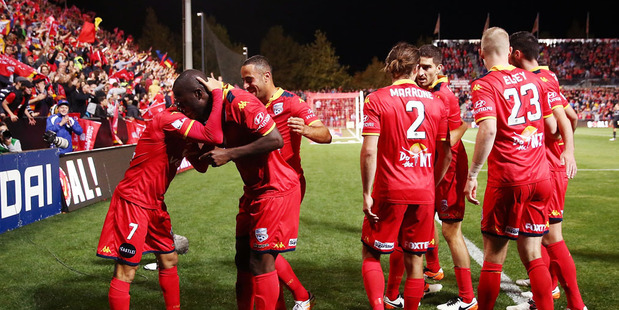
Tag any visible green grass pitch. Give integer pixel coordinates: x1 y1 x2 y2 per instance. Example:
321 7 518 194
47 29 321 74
0 127 616 309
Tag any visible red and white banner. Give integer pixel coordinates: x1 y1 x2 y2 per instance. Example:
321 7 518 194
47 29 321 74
124 119 146 144
0 53 36 77
72 119 101 151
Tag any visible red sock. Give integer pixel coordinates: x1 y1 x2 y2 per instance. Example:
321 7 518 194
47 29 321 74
109 277 131 310
547 240 585 310
275 255 309 301
454 267 475 303
254 270 280 310
477 261 502 310
236 270 254 310
362 257 384 310
425 245 441 272
526 258 553 310
159 266 180 310
386 247 405 300
403 278 424 310
275 282 286 310
541 245 558 288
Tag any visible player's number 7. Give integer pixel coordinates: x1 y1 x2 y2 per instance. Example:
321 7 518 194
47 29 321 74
127 223 138 240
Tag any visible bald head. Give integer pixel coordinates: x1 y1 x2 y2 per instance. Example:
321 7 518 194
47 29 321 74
173 69 208 93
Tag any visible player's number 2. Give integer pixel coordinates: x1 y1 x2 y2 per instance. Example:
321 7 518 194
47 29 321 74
505 83 542 126
406 100 426 139
127 223 138 240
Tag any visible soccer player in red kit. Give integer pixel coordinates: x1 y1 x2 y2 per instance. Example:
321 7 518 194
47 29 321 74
360 42 451 310
96 70 224 310
464 27 558 310
416 44 477 310
199 84 302 310
509 31 586 310
241 55 332 310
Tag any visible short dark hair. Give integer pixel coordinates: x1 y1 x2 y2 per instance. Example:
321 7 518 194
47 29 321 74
509 31 539 61
243 55 272 73
419 44 443 64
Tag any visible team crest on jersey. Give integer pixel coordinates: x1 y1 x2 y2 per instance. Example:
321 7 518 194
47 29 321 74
399 143 432 168
273 102 284 115
255 228 268 243
171 118 186 130
512 126 544 151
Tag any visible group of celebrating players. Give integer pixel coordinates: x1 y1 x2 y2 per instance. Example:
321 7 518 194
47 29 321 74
94 26 586 310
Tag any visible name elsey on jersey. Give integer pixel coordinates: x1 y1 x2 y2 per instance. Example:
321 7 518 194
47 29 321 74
503 71 528 85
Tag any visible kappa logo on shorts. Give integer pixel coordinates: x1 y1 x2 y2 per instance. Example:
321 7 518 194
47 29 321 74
119 243 137 258
100 246 112 254
255 228 268 243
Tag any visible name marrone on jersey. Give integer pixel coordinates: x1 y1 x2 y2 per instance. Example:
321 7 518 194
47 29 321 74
390 87 433 99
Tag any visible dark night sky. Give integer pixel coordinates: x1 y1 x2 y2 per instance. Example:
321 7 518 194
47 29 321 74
66 0 617 73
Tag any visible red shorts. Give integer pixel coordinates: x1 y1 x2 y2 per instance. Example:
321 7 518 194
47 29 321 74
435 143 468 221
361 199 435 254
548 170 568 223
481 179 552 239
96 194 175 266
236 185 301 253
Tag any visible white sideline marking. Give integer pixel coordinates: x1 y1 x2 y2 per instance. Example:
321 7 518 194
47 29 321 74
435 215 528 305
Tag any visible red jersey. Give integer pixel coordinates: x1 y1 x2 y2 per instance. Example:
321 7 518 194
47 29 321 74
531 66 570 172
265 88 320 176
431 76 463 132
362 79 449 204
471 65 552 186
115 90 224 210
222 87 299 198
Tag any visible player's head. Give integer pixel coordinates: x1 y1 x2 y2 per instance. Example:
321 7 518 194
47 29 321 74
384 42 419 81
241 55 274 104
172 69 212 122
417 44 443 89
509 31 539 68
480 27 511 69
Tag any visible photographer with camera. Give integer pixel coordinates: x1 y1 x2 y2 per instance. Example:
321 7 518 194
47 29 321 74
45 99 83 154
0 121 21 153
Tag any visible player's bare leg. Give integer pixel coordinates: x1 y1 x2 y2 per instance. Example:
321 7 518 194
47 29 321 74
403 252 425 310
477 234 509 310
250 251 279 310
441 221 476 305
155 251 180 310
543 222 586 310
517 235 553 310
235 236 254 310
110 263 138 310
362 245 385 310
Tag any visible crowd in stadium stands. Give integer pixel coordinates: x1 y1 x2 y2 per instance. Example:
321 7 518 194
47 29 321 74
0 0 178 143
0 0 617 152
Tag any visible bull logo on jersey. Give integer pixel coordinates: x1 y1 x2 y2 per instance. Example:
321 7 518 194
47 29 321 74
399 143 432 168
273 102 283 115
255 228 268 243
512 126 544 151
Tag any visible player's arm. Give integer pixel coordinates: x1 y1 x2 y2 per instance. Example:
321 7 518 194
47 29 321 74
449 122 468 147
183 79 224 145
553 106 577 179
184 143 214 173
360 135 378 223
564 104 578 132
202 125 284 167
434 140 451 186
287 117 332 143
464 118 496 205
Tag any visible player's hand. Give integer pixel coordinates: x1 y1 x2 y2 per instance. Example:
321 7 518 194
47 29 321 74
9 114 18 122
464 178 480 205
200 146 231 167
27 116 36 126
363 194 379 223
287 117 307 135
561 151 577 179
196 76 222 92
